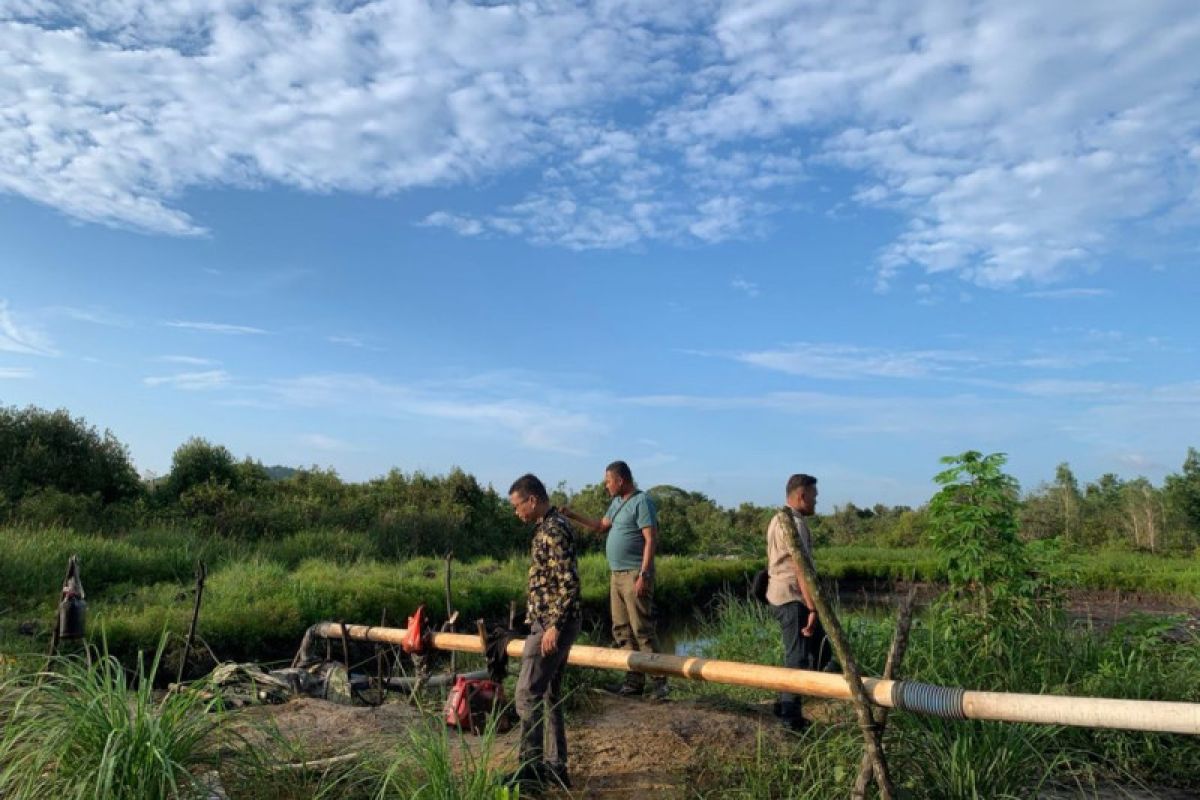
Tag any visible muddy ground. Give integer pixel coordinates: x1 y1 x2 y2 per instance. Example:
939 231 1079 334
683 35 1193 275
240 689 1196 799
240 690 830 798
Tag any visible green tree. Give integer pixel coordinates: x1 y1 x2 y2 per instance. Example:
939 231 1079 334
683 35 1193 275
1164 447 1200 549
1053 462 1082 543
164 438 238 500
0 405 141 511
928 451 1031 614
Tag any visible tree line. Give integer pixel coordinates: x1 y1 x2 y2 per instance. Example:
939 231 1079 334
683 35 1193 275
3 404 1199 556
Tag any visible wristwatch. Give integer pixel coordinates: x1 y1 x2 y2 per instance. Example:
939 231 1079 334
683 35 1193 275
639 570 653 579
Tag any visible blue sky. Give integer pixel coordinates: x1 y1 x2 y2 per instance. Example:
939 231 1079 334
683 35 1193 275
1 0 1198 507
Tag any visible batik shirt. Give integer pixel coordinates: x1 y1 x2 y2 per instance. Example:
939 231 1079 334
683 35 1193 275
526 507 582 629
766 508 815 606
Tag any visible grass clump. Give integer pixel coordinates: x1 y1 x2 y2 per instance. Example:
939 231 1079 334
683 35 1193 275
0 637 221 799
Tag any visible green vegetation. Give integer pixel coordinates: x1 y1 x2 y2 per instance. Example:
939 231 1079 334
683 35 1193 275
680 593 1200 797
6 403 1200 558
0 639 221 799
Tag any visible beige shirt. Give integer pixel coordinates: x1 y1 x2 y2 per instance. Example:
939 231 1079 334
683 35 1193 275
766 509 813 606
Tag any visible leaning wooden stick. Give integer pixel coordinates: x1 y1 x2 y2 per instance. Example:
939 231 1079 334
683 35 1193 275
780 509 896 800
852 586 918 800
176 560 207 686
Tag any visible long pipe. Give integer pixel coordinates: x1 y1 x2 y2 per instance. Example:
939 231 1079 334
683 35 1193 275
311 622 1200 736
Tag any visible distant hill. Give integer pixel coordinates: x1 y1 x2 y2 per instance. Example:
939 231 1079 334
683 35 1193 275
264 465 299 481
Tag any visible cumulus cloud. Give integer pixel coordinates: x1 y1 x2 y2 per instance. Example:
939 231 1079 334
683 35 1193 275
2 1 1198 285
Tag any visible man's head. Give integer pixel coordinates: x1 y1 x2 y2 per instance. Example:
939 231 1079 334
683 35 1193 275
785 473 819 516
603 460 634 497
509 473 549 523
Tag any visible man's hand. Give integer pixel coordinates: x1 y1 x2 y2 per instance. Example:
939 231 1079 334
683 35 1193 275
559 505 573 517
541 625 560 656
801 610 817 638
635 574 650 598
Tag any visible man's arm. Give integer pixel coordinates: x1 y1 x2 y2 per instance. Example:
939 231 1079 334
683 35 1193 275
540 520 582 655
634 525 657 598
560 505 612 534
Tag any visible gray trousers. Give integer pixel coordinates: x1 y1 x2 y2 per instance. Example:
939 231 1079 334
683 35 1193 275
515 617 580 768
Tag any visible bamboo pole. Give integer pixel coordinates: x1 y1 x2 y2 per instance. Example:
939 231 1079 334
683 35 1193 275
310 622 1200 736
852 586 918 800
779 509 894 800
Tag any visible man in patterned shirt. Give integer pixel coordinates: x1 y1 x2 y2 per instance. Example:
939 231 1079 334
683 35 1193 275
507 473 582 790
765 473 830 732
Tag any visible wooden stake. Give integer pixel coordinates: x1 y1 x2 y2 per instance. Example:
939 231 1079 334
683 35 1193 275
852 586 917 800
176 560 207 686
778 509 895 800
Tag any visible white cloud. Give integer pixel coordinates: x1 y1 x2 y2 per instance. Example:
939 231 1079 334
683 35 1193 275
419 212 484 237
1024 288 1113 299
1012 379 1133 398
3 2 1197 286
0 300 57 356
164 320 268 335
143 369 231 390
48 305 133 326
0 366 33 379
1 1 697 235
731 276 760 298
153 354 218 366
684 1 1200 287
734 342 977 380
624 389 1034 438
299 433 358 452
266 372 600 454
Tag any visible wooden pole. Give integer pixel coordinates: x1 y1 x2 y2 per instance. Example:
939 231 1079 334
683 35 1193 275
444 552 456 674
176 560 207 686
310 622 1200 736
778 510 894 800
852 586 918 800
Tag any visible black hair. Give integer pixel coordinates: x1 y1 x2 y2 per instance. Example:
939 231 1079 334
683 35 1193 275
785 473 818 497
605 460 633 484
508 473 548 503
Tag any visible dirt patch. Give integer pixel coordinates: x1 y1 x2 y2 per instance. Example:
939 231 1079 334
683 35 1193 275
237 691 823 797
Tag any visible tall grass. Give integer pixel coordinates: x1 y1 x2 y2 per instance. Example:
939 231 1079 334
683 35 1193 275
368 715 515 799
681 593 1200 797
0 637 221 799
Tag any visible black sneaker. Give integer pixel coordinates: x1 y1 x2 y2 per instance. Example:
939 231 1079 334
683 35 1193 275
647 680 670 701
603 682 644 697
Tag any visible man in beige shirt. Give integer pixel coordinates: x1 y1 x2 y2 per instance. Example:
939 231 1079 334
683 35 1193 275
765 473 830 731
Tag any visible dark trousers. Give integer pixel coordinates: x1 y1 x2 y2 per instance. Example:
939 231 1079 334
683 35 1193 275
771 601 831 709
515 617 581 769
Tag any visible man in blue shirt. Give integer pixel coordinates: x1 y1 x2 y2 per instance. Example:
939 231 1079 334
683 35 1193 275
562 460 668 698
